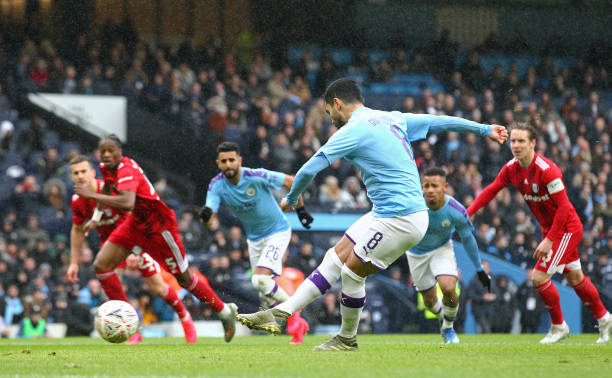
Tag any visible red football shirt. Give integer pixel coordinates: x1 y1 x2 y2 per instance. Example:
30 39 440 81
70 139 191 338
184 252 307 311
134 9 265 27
467 153 582 240
100 156 176 233
71 179 127 243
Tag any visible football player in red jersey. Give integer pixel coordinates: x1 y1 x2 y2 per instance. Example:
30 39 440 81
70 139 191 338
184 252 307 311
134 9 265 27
468 123 611 344
67 155 197 344
73 135 238 342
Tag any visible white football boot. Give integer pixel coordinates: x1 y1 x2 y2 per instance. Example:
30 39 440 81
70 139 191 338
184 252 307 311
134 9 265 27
539 321 570 344
596 313 612 344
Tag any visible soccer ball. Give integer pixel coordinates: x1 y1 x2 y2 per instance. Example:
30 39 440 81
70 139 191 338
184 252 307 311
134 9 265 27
94 300 139 343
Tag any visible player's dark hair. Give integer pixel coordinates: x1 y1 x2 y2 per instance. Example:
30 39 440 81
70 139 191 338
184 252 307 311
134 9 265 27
422 167 447 179
69 154 92 167
217 141 240 156
323 78 363 106
99 134 122 148
510 122 537 141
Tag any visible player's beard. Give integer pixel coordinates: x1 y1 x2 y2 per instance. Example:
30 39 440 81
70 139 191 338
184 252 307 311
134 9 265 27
223 168 238 180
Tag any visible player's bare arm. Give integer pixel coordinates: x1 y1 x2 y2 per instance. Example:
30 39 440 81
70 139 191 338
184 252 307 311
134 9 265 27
67 223 85 283
74 183 136 211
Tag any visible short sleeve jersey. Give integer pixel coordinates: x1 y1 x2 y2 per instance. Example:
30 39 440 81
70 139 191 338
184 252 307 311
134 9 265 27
71 179 127 243
100 156 176 233
410 195 475 254
494 153 582 235
206 167 289 241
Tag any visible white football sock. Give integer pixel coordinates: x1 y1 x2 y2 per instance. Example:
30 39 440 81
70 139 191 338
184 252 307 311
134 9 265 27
276 248 343 314
252 274 289 303
338 265 366 339
442 303 459 329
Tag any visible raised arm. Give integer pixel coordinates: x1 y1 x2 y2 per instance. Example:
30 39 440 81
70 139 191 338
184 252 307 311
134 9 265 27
73 183 136 211
404 113 507 144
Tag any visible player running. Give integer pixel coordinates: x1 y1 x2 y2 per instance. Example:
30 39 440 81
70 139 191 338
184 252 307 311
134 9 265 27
406 167 491 344
67 155 197 344
200 141 311 343
237 78 508 350
73 135 238 342
467 123 612 344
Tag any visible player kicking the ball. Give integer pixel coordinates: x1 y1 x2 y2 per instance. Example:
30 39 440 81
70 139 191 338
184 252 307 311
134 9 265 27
67 155 197 344
200 141 312 343
468 123 612 344
237 78 507 350
406 167 491 344
74 135 238 342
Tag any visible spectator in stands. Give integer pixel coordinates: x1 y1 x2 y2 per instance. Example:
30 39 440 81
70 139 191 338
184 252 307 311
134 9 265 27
0 284 24 328
289 241 318 276
17 215 49 252
318 175 353 211
312 292 342 328
77 279 104 308
516 269 546 333
491 275 517 333
17 304 48 338
466 261 497 333
343 176 369 209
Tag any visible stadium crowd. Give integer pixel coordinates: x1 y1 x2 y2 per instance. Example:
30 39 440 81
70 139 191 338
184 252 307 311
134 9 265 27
0 25 611 336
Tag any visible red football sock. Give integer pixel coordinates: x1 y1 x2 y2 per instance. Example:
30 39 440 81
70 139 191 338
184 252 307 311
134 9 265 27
536 280 564 325
572 276 607 319
187 274 225 313
163 284 189 319
95 270 129 303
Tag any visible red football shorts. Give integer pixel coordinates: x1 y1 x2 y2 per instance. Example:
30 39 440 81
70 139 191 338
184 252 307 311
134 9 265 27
534 228 582 275
107 215 188 274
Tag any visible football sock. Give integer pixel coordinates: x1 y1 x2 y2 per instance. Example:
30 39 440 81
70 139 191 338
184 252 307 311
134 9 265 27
218 303 232 318
252 274 289 303
426 296 443 319
187 274 225 313
536 280 564 325
163 284 189 319
442 303 459 329
338 264 366 339
276 248 343 314
572 276 608 319
96 269 129 303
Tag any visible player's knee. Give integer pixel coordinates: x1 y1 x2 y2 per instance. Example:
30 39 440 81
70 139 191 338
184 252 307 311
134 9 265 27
175 272 192 288
422 293 438 308
251 274 275 294
147 279 166 297
93 256 111 272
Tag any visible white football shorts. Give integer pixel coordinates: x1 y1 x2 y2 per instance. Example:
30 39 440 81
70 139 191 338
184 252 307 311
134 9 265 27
345 210 428 270
247 228 292 275
406 240 459 292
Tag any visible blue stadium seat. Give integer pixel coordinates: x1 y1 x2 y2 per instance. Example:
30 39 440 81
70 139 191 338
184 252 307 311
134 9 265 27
0 109 18 123
368 50 393 65
329 48 354 66
43 130 60 150
0 152 25 170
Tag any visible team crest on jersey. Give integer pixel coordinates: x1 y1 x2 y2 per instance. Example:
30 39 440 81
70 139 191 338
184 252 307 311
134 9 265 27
441 219 451 227
524 179 528 185
104 208 112 216
532 184 539 193
246 187 256 196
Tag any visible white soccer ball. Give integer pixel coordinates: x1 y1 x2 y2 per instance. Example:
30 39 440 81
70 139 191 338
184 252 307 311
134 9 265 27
94 300 139 343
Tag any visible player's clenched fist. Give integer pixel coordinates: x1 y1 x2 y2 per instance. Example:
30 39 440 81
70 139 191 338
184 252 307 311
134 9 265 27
489 124 508 144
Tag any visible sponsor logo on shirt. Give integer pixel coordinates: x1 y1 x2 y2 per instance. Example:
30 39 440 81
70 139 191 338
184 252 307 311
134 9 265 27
532 183 539 193
523 194 550 202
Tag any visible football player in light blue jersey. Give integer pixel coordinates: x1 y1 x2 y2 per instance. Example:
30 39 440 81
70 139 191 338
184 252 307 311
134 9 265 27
406 167 491 344
237 78 507 351
200 142 313 311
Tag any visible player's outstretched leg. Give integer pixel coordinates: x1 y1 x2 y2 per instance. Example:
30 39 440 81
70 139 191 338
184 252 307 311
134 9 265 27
237 247 343 334
94 242 131 303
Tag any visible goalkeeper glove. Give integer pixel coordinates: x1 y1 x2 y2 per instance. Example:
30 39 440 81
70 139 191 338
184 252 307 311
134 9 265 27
198 206 213 224
477 270 492 293
296 207 313 229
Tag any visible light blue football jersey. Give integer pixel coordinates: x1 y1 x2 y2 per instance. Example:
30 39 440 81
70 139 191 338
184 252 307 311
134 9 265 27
409 194 475 255
312 107 492 217
206 167 289 241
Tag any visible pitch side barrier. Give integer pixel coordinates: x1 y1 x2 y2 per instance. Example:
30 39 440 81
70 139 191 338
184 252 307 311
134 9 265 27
287 212 583 334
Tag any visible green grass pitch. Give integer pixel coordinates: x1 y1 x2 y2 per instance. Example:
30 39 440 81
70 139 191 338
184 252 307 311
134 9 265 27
1 334 610 377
